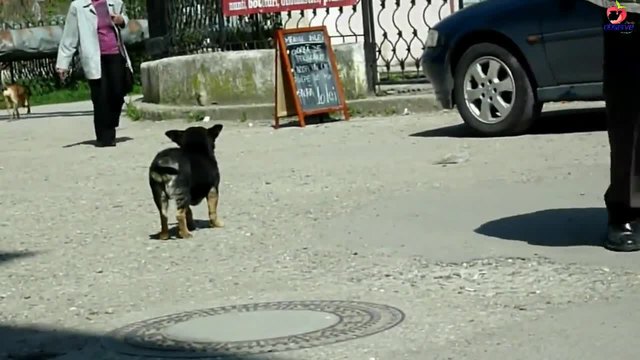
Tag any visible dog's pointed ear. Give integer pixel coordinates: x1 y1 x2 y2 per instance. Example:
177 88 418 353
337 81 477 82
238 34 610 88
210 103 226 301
208 124 223 140
165 130 184 146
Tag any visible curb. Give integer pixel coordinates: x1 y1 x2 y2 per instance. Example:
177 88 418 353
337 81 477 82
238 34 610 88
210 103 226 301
128 93 443 123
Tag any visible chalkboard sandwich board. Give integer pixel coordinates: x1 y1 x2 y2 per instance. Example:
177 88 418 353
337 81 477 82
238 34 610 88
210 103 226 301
274 26 350 128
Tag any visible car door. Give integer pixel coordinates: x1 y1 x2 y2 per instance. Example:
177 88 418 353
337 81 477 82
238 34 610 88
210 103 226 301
540 0 603 85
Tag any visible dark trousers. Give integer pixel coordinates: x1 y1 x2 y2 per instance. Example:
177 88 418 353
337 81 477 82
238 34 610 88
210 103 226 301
88 54 125 144
603 13 640 224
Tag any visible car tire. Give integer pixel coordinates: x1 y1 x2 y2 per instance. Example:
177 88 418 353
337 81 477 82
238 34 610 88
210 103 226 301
453 42 537 137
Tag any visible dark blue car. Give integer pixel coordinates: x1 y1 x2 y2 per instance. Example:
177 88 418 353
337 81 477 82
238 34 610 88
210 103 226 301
421 0 605 136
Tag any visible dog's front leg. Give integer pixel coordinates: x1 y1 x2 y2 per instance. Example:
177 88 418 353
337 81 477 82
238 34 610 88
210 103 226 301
176 206 193 238
207 188 224 228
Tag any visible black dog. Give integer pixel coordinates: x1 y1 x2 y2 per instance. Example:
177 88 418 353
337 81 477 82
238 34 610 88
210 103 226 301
149 124 224 239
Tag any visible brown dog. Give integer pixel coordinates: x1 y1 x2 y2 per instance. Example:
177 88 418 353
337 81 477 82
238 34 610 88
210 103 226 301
2 84 31 120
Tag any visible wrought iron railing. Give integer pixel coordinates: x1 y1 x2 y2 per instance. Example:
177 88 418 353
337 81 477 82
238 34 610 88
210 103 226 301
2 0 455 94
162 0 453 87
164 0 281 54
373 0 453 83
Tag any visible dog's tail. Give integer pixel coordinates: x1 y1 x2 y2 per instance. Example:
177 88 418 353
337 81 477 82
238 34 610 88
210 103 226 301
150 157 179 174
149 165 179 177
149 166 179 181
149 158 179 187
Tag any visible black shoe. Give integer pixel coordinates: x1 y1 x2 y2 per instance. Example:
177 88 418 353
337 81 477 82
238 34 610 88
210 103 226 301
604 223 640 252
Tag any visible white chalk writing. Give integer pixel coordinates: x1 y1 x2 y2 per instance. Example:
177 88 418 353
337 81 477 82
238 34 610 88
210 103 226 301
285 32 325 45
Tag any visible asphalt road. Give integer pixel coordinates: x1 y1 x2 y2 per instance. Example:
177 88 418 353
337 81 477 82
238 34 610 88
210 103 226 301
1 100 639 360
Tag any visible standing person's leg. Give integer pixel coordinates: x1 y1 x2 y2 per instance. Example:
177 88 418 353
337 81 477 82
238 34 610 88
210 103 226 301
603 14 640 251
111 56 125 128
100 54 125 140
88 75 113 147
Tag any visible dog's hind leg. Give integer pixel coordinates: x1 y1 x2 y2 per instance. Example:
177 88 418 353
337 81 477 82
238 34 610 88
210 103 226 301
157 196 170 240
174 188 193 238
207 187 224 228
186 207 196 231
176 206 193 238
150 180 170 240
25 98 31 114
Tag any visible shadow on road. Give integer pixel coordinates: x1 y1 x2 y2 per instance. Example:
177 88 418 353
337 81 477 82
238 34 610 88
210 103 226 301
62 137 133 148
474 207 606 247
0 251 39 266
530 107 606 135
410 107 606 138
0 110 93 121
0 324 278 360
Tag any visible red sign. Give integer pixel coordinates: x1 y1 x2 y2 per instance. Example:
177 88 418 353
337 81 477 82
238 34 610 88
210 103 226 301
222 0 358 17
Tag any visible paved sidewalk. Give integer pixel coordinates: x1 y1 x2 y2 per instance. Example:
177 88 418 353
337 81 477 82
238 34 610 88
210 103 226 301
1 101 639 360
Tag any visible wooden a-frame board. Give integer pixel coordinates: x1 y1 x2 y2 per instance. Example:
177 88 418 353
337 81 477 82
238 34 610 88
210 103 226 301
273 26 350 128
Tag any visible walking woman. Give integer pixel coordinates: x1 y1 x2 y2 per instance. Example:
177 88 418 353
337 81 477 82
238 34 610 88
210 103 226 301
56 0 133 147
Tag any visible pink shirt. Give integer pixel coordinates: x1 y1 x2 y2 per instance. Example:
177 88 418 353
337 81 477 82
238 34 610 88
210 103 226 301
92 0 120 55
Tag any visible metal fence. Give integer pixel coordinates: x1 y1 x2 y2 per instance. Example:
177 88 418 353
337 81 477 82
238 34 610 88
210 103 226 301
164 0 286 55
160 0 455 89
2 0 455 95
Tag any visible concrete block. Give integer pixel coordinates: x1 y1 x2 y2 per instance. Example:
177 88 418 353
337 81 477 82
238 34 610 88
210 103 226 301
140 43 369 106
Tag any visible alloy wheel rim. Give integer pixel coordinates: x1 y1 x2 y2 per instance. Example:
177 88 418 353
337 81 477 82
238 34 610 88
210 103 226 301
463 56 516 124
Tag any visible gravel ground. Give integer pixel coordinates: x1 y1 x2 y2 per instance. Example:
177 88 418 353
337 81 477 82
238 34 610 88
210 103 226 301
1 102 640 359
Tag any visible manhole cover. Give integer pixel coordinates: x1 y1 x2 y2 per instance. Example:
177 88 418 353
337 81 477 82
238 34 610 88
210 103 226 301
102 300 405 358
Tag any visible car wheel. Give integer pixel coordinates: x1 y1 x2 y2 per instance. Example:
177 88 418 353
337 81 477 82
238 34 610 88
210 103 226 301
453 42 537 136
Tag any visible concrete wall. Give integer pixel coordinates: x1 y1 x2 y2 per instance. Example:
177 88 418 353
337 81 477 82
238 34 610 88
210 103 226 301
141 43 368 106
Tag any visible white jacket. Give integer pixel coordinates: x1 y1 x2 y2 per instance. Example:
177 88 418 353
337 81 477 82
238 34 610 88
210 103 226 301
55 0 133 80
